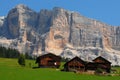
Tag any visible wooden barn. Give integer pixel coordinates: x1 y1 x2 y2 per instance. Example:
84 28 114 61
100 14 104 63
64 56 111 73
92 56 111 73
85 56 111 73
36 53 61 68
64 56 86 72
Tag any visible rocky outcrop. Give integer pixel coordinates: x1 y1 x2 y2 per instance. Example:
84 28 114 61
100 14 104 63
7 4 38 38
0 4 120 65
0 16 5 27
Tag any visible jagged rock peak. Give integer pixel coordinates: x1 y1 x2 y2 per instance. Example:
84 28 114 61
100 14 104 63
52 7 73 13
15 4 30 10
9 4 34 14
53 7 64 10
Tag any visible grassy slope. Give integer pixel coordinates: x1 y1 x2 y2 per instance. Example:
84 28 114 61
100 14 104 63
0 58 120 80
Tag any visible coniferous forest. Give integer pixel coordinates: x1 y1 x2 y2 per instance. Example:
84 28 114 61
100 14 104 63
0 46 33 59
0 46 20 58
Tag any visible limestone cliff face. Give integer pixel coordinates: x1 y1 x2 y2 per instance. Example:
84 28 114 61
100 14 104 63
7 4 38 39
0 4 120 65
45 8 70 55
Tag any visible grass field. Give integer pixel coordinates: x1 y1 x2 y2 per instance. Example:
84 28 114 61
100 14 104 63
0 58 120 80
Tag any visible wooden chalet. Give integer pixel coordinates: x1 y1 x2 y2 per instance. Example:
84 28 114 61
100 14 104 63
64 56 86 72
36 53 61 68
92 56 111 73
64 56 111 73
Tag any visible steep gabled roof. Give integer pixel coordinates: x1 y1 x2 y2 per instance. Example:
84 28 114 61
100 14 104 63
39 53 61 58
93 56 111 64
64 56 86 66
36 53 61 63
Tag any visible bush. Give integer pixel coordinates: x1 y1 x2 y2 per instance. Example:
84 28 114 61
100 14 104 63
18 54 25 66
95 68 104 74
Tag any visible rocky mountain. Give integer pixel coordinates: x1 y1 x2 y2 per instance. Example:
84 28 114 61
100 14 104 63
0 4 120 65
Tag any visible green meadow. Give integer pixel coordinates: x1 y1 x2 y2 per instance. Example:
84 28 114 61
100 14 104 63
0 58 120 80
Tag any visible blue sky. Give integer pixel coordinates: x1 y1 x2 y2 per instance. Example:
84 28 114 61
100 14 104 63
0 0 120 26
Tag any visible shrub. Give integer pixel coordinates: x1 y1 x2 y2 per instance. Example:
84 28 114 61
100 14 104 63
95 68 104 74
18 54 25 66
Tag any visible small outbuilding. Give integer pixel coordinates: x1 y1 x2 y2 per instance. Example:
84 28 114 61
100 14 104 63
36 53 61 68
64 56 86 72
